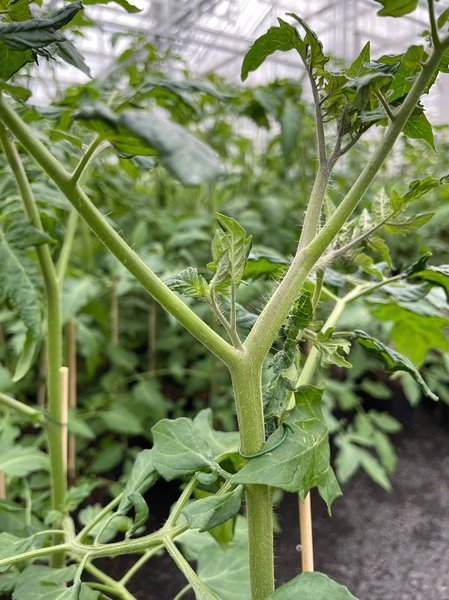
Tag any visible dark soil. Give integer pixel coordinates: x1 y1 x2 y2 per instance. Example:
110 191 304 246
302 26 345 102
100 404 449 600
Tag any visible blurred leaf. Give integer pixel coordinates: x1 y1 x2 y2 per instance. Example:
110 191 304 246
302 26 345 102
0 447 48 477
370 301 449 366
182 486 243 532
0 228 42 339
352 329 438 400
83 0 140 14
358 448 391 491
75 104 225 186
62 276 102 323
268 572 358 599
12 330 39 382
152 418 216 480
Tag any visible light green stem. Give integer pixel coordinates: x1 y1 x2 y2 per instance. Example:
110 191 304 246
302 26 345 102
0 391 46 425
84 562 137 600
56 208 79 282
0 122 65 566
230 358 274 600
165 537 219 600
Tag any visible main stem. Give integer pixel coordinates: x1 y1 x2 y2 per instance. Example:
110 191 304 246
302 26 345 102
0 123 66 565
231 355 274 600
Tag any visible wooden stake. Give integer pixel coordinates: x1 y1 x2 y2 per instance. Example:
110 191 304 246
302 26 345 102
60 366 69 482
0 472 6 499
67 320 77 482
299 493 314 572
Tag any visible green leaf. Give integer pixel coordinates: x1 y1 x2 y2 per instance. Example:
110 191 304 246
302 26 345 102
370 301 449 366
287 14 330 72
75 105 225 186
383 212 434 234
0 228 42 339
368 410 402 433
125 492 149 538
243 249 289 280
241 18 305 81
182 486 243 531
118 449 158 514
0 446 48 477
347 42 371 78
317 467 343 516
315 329 352 369
53 39 90 77
352 330 438 400
152 418 216 481
390 176 447 211
0 42 33 81
233 386 334 503
411 264 449 299
374 0 418 17
164 267 210 300
402 108 435 150
208 213 252 291
182 486 243 532
0 533 34 572
196 534 250 600
192 409 239 460
268 572 358 599
0 3 83 51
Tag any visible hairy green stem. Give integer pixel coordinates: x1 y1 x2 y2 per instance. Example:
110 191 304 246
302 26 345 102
298 165 331 251
165 537 219 600
231 358 274 599
0 122 65 566
84 562 137 600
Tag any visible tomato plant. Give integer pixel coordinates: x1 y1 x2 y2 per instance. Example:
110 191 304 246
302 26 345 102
1 1 449 599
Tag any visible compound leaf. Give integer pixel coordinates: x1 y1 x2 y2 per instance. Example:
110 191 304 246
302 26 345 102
118 449 158 514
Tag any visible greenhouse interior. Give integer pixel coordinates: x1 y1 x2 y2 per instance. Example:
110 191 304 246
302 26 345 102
1 1 449 599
